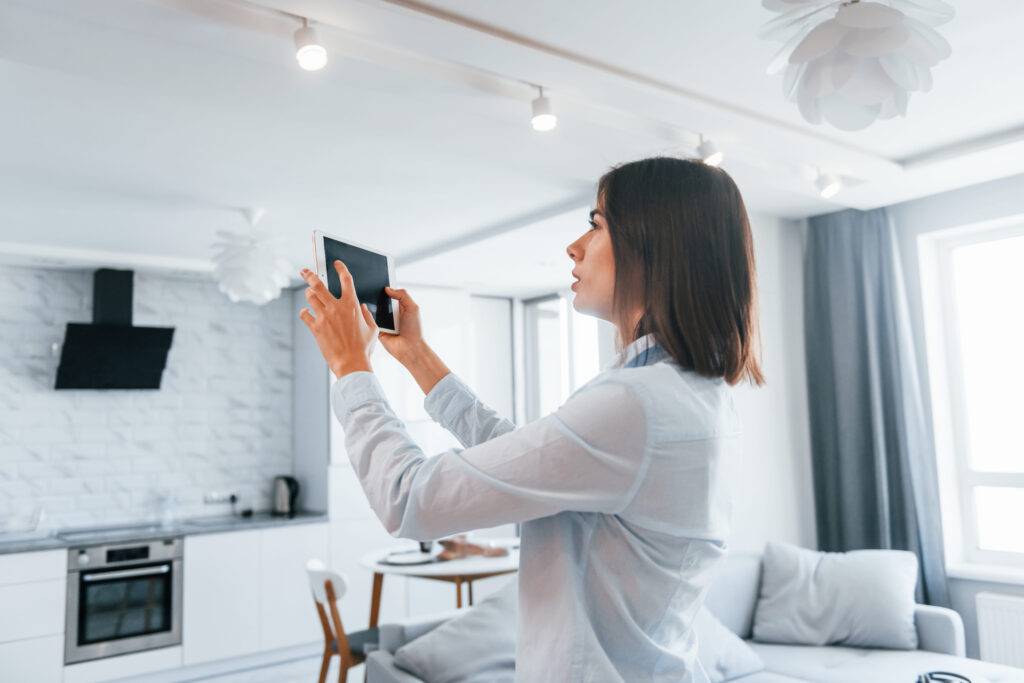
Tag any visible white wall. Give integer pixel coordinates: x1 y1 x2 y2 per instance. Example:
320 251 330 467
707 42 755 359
889 171 1024 659
0 266 294 530
728 214 817 553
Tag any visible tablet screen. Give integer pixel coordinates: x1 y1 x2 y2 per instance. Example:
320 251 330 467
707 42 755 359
322 236 395 330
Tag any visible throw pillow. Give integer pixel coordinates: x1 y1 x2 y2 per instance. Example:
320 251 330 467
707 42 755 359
394 580 517 683
752 542 919 649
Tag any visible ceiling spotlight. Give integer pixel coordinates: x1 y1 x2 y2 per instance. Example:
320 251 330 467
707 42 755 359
294 18 327 71
816 172 842 199
531 87 557 132
697 136 723 167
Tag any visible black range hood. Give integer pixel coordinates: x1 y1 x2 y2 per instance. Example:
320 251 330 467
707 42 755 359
55 269 175 390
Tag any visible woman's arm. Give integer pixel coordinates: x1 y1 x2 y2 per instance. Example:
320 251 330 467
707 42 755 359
331 372 648 541
378 287 516 447
423 373 516 448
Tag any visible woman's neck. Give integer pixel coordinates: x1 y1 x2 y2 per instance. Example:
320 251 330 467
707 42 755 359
614 308 646 350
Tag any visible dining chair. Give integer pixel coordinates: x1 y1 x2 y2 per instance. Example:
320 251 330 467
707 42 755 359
306 558 379 683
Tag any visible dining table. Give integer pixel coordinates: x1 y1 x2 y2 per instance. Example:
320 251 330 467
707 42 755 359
358 544 519 628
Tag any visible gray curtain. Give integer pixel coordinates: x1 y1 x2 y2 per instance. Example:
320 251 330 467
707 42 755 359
804 207 950 607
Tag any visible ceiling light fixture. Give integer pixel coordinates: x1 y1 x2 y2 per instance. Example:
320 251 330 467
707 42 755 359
531 86 557 132
816 171 842 199
697 136 724 167
294 18 327 71
760 0 955 131
212 208 293 305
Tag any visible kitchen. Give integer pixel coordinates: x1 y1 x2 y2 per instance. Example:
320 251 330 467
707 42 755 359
0 261 517 681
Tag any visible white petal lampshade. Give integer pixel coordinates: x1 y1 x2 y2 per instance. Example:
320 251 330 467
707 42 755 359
761 0 954 130
211 227 293 306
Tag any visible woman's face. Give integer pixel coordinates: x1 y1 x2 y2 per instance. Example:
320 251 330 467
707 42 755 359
566 201 616 321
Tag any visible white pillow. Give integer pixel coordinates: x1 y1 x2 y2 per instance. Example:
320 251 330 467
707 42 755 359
752 542 919 650
693 607 764 682
394 581 516 683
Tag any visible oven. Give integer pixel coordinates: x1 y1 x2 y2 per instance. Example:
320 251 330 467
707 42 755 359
65 537 183 664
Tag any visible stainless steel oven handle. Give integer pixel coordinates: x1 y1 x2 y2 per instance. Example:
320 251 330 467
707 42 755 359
82 565 170 582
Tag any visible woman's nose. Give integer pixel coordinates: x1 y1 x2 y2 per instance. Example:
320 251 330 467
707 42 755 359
566 238 581 262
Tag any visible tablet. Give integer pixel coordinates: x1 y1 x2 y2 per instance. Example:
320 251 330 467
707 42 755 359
311 230 399 334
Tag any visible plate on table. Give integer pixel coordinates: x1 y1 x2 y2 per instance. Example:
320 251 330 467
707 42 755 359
380 550 438 566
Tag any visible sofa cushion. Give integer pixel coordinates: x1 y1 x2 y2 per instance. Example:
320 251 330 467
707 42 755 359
753 542 919 649
748 641 1024 683
694 607 765 682
704 553 763 639
393 581 516 683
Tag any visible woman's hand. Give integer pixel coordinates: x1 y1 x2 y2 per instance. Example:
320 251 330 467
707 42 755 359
298 261 377 378
377 287 425 364
378 287 452 395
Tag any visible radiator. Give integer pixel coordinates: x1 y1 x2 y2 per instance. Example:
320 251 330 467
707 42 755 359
977 592 1024 668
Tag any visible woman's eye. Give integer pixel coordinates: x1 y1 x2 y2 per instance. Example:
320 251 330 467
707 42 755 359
588 221 598 231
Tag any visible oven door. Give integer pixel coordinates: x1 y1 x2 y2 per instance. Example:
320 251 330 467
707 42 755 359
65 559 182 664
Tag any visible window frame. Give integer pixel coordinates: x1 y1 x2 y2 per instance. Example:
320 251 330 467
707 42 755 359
921 218 1024 569
522 291 572 423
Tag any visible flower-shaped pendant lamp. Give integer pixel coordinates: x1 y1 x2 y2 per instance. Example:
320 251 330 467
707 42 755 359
211 208 293 305
761 0 955 130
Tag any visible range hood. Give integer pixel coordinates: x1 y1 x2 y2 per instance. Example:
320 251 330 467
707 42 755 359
55 269 175 390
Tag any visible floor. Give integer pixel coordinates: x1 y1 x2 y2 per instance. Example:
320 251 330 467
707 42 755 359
180 656 364 683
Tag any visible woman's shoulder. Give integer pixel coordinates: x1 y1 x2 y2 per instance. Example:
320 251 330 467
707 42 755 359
591 363 739 442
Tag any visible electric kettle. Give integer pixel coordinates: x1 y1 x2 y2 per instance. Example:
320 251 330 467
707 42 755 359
271 476 300 517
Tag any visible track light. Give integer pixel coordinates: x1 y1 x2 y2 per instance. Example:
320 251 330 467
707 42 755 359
294 18 327 71
531 87 557 132
816 172 842 199
697 136 723 167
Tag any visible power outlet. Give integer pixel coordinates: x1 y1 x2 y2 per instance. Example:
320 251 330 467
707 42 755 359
203 491 238 505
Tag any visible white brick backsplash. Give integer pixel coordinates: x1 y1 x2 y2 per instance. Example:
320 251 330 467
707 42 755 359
0 265 294 530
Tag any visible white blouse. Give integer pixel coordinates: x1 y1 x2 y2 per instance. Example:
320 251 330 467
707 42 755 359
331 334 740 681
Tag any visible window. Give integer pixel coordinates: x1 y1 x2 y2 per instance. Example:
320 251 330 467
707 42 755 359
522 293 612 422
923 223 1024 567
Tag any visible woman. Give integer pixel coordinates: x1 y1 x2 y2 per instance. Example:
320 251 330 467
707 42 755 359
299 157 763 682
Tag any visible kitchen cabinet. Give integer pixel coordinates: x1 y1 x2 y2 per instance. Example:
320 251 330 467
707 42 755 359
183 523 329 665
182 530 261 665
258 523 329 650
0 634 63 683
0 549 64 682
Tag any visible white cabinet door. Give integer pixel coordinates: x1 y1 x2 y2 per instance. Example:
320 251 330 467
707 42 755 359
0 634 62 683
258 523 330 650
182 530 260 665
0 579 64 643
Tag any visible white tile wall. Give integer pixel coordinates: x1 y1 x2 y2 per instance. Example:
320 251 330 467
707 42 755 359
0 265 294 529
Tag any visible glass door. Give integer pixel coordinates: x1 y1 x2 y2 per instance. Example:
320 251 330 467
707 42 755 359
78 563 173 645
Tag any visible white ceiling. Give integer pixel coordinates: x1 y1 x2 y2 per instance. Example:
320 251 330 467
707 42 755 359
1 0 1022 297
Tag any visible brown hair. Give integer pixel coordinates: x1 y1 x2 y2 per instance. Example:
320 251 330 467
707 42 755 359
598 157 764 386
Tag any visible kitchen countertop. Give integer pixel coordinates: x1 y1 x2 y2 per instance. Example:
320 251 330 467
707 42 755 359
0 511 329 555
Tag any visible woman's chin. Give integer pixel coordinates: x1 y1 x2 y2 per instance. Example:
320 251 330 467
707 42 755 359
570 294 592 315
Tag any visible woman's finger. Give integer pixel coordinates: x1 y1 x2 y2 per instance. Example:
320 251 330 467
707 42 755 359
304 287 327 315
298 307 317 329
333 260 358 309
385 286 418 311
300 268 334 302
360 303 378 332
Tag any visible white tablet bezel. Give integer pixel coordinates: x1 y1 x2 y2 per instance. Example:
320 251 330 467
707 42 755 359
311 229 399 335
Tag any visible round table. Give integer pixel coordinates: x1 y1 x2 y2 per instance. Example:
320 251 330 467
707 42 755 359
358 546 519 627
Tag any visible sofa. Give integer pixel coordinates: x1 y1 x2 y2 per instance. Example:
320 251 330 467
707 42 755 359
365 552 1024 682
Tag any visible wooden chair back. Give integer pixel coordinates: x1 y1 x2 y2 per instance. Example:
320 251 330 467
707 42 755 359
306 559 359 671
